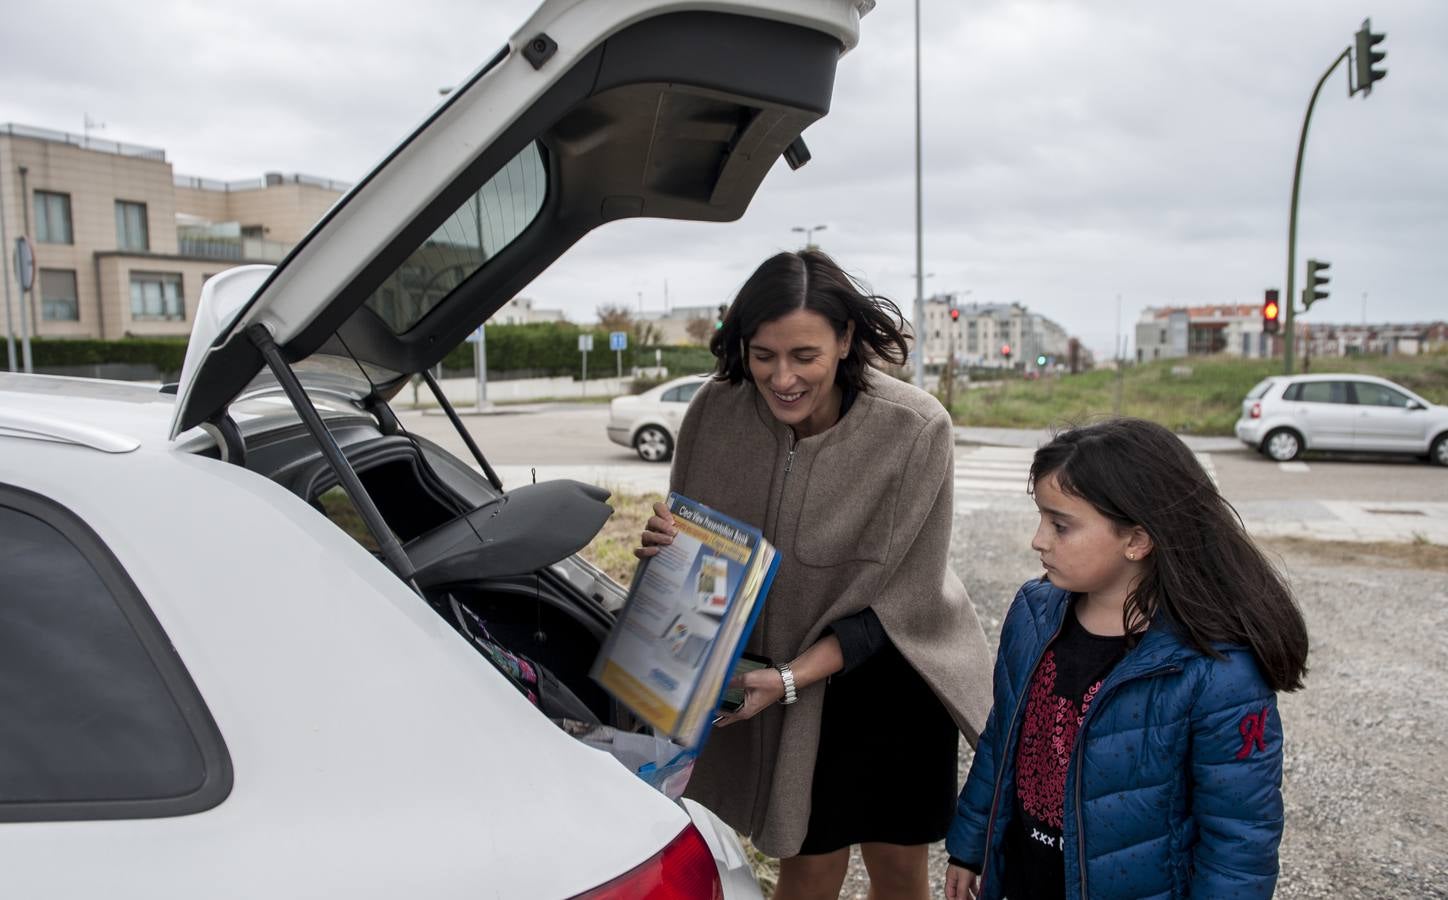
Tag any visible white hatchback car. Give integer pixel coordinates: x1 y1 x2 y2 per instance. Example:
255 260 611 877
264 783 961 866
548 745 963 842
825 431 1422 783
1235 373 1448 464
607 375 708 461
0 0 873 895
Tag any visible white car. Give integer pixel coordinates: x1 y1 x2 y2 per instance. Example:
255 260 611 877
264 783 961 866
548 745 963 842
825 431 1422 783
0 0 873 895
1234 372 1448 464
608 375 708 461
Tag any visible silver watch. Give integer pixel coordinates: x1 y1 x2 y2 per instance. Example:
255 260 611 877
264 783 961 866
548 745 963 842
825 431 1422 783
775 663 798 705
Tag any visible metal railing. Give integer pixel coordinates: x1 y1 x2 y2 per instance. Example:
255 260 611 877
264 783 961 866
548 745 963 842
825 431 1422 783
174 172 351 193
178 235 291 263
0 123 166 161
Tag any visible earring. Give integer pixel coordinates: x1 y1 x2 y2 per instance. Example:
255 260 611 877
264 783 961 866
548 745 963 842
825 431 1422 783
1127 553 1136 561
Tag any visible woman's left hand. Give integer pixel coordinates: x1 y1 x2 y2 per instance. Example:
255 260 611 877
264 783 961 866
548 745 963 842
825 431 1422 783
714 666 786 727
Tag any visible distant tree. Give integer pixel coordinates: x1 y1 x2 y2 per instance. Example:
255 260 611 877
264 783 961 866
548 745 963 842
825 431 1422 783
596 304 634 333
685 316 715 345
634 320 662 347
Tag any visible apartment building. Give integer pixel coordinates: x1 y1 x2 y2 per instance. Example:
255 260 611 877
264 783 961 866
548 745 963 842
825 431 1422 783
0 123 346 341
1134 304 1270 362
918 295 1072 369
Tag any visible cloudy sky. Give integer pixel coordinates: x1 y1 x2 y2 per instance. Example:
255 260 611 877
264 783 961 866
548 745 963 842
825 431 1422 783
4 0 1444 356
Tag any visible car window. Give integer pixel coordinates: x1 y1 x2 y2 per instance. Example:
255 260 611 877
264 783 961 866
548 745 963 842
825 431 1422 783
661 386 685 403
678 381 703 403
0 488 230 821
1246 379 1274 400
1352 382 1412 408
363 141 547 334
1294 381 1348 404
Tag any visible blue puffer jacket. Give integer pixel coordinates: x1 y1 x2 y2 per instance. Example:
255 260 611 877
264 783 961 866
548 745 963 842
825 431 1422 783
946 579 1284 899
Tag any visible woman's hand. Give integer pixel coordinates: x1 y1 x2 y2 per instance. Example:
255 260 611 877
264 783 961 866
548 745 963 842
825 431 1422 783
634 502 676 559
714 666 785 727
945 864 978 900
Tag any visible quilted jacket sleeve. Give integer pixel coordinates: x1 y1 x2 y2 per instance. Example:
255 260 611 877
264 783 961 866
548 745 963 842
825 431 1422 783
1187 652 1284 898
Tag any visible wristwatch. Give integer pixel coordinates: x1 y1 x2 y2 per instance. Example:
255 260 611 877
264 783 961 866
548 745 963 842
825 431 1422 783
775 663 798 705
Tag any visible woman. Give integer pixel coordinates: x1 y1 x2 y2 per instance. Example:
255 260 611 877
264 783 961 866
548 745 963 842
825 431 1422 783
637 250 993 900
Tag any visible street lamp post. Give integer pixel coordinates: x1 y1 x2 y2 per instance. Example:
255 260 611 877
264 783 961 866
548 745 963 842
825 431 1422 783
790 224 827 250
912 0 925 389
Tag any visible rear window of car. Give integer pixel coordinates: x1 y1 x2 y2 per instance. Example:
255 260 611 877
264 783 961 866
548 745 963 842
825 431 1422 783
363 141 547 334
0 486 231 822
1246 379 1275 400
662 382 703 403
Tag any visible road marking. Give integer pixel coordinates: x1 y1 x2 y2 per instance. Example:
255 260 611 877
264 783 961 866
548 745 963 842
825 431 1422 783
955 446 1218 495
1278 461 1311 473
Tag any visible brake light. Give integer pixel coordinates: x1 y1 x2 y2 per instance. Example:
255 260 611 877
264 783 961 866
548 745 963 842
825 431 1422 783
1250 402 1261 419
572 824 723 900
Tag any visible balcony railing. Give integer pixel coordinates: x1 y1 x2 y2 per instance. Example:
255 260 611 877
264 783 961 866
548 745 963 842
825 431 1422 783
174 172 351 193
0 123 166 161
178 236 291 263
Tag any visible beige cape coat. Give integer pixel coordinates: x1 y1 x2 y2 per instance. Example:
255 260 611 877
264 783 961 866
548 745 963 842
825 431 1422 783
672 368 993 858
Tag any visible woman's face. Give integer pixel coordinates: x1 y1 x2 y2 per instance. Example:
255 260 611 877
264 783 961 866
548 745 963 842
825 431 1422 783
746 309 851 438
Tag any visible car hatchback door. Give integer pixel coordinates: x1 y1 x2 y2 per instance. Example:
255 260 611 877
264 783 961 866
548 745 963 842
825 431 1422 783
1287 380 1354 450
1350 381 1429 452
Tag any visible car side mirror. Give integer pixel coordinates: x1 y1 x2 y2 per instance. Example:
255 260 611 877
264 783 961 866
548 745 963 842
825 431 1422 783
1407 400 1426 411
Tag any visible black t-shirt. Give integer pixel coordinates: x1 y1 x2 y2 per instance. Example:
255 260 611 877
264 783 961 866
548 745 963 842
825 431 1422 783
1003 604 1128 900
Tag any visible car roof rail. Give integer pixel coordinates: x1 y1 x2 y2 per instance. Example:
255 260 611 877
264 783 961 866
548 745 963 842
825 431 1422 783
0 410 141 453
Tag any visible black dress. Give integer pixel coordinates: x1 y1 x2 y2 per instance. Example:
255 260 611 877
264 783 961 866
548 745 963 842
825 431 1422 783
797 620 961 854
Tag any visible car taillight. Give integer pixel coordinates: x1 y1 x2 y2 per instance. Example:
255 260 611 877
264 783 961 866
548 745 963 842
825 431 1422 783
572 824 723 900
1250 402 1261 419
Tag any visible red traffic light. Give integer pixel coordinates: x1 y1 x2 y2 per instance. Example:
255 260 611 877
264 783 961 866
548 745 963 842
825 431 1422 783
1001 343 1012 358
1263 288 1281 335
949 308 960 322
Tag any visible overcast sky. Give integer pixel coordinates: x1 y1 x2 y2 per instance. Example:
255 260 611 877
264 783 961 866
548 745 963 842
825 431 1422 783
4 1 1444 357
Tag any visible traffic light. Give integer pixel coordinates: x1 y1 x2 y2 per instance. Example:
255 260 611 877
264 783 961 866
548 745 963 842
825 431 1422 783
1262 289 1281 335
1036 354 1047 367
1354 18 1387 96
1303 260 1330 309
1001 343 1012 361
949 308 960 322
715 303 727 330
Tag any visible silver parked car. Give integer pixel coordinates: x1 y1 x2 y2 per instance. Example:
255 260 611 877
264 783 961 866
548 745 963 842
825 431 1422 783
607 375 707 461
1234 373 1448 464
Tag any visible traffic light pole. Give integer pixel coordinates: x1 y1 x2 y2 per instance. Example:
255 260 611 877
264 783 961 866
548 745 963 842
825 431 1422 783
1284 47 1350 375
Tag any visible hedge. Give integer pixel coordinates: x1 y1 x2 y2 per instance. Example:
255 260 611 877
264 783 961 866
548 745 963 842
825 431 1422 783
33 338 189 373
27 327 718 382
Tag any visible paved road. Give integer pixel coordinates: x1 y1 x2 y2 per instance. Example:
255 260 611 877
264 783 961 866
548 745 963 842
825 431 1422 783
400 406 1448 542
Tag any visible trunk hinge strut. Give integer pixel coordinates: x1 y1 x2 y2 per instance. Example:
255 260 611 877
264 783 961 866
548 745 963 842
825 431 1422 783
247 323 420 593
420 369 504 492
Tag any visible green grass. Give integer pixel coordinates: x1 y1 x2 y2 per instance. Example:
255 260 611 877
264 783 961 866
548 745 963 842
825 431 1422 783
944 353 1448 435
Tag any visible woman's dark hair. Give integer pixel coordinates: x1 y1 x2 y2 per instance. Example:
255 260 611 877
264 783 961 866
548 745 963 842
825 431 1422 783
709 249 910 392
1030 418 1309 692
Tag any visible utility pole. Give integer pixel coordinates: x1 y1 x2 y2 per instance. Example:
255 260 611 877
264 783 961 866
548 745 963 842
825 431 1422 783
0 163 15 372
1284 19 1386 375
17 165 33 373
911 0 926 388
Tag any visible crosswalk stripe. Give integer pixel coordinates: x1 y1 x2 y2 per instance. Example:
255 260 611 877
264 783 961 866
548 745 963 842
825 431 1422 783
953 448 1218 491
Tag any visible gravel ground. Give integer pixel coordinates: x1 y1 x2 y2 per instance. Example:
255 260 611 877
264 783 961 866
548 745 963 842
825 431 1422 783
831 502 1448 899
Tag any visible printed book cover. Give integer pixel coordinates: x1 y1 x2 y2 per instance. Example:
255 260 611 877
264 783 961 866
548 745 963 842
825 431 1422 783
591 493 778 749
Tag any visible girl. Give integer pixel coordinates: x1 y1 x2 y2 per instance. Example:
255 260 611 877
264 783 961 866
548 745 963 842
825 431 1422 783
639 250 993 900
945 418 1308 900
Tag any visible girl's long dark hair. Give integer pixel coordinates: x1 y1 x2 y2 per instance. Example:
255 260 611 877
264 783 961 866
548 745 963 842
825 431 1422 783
1031 418 1309 692
710 249 910 392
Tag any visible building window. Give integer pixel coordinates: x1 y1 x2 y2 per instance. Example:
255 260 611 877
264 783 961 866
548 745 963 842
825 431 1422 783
39 269 79 322
130 272 184 321
33 191 73 244
115 201 150 252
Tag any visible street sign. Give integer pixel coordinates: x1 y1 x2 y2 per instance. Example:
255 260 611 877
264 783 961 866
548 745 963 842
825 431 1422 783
578 334 594 352
609 331 628 351
14 237 34 292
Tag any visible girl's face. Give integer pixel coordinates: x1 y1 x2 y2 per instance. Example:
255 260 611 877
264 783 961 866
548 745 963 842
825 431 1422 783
746 309 852 438
1030 471 1149 600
